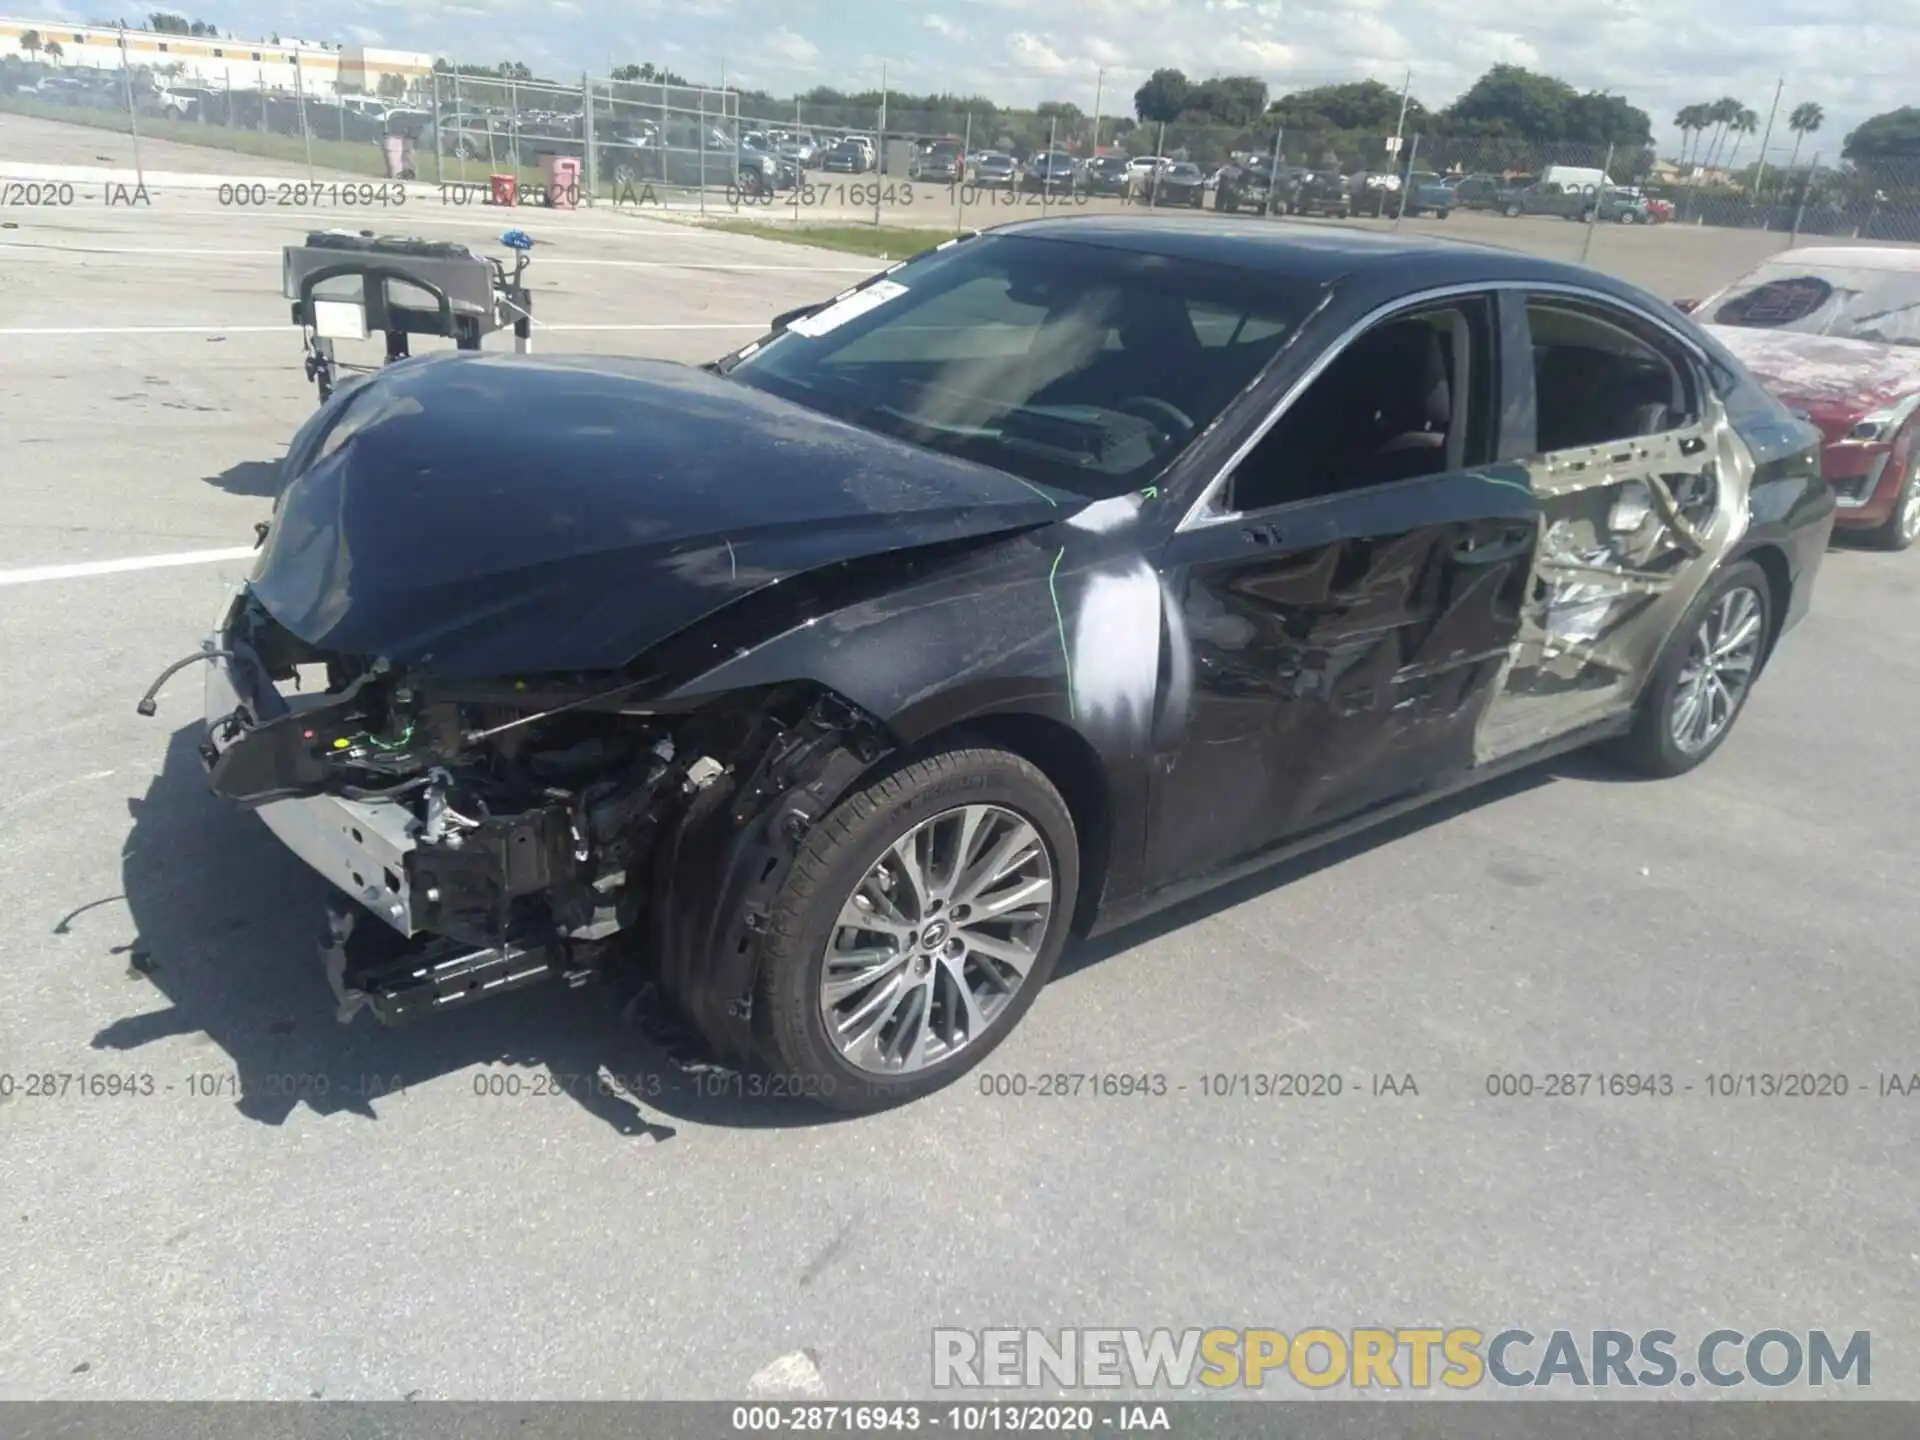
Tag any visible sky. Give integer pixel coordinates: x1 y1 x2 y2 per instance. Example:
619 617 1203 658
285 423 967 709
35 0 1920 156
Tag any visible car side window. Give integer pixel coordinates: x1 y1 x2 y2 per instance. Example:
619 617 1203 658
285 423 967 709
1225 297 1497 513
1525 297 1698 453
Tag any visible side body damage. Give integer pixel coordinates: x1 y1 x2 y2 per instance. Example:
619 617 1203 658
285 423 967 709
167 220 1832 1084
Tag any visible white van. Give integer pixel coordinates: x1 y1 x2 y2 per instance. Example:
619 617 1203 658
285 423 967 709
1539 165 1609 194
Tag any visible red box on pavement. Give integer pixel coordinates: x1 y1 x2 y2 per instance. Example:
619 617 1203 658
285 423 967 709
489 173 518 207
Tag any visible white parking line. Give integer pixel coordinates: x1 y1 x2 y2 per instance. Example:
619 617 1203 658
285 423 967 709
0 546 258 586
0 322 766 335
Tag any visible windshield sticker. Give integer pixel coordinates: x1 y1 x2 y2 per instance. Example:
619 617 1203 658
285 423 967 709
1714 277 1833 327
788 278 910 337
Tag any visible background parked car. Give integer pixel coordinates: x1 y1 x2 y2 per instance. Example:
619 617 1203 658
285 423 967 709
1213 159 1292 215
1021 151 1077 195
1600 186 1654 223
1687 245 1920 549
1452 173 1536 213
1347 170 1402 217
821 137 874 174
1291 169 1354 217
1151 161 1207 207
910 139 966 183
969 151 1018 188
1399 170 1454 218
1503 179 1636 221
1080 154 1132 196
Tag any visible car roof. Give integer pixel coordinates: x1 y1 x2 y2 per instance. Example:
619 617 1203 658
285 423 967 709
1768 246 1920 274
979 213 1642 292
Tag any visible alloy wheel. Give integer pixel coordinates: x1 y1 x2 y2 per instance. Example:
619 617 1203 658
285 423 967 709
819 804 1055 1076
1899 466 1920 545
1669 585 1765 756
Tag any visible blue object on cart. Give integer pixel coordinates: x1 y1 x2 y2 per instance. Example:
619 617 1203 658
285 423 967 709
500 228 535 250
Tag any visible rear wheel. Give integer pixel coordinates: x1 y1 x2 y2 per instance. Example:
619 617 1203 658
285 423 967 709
1504 202 1523 217
754 747 1079 1114
1604 560 1772 778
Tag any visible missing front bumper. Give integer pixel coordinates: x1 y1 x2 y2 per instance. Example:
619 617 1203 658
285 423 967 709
202 642 422 936
319 894 589 1025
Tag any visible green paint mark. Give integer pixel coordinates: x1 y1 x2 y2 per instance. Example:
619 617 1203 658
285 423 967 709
1048 547 1077 722
1010 476 1059 506
1473 467 1534 496
1140 485 1160 500
367 725 414 751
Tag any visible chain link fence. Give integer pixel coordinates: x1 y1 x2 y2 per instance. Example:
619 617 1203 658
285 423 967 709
3 45 1918 254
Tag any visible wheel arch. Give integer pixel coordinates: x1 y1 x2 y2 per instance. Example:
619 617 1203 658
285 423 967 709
935 712 1113 937
835 709 1116 939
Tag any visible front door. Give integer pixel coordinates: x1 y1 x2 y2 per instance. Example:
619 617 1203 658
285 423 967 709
1147 293 1541 886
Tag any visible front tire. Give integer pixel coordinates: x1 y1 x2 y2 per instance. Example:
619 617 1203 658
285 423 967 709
1604 560 1772 778
754 747 1080 1114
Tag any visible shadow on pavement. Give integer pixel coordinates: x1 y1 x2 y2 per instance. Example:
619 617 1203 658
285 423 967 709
99 722 1600 1133
94 723 849 1139
201 459 282 498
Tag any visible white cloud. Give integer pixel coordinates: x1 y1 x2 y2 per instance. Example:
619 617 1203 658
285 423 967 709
766 25 821 64
922 13 966 38
346 23 384 42
1006 32 1067 72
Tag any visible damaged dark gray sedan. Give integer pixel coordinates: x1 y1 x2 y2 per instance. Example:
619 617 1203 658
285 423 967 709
146 216 1834 1112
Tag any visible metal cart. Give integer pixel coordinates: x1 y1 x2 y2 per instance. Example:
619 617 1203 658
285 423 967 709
282 228 536 403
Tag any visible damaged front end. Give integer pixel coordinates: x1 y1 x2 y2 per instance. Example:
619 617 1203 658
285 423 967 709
174 588 889 1058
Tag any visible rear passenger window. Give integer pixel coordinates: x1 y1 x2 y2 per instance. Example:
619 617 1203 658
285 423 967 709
1527 299 1695 452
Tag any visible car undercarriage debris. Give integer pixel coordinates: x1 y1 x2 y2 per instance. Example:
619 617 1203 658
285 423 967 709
175 592 896 1060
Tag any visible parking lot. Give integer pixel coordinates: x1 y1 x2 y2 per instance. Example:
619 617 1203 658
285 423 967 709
4 110 1920 1402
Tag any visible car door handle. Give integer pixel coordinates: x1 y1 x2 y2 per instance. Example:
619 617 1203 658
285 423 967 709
1242 522 1284 546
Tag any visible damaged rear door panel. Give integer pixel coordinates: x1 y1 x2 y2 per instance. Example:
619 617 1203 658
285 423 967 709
1473 290 1754 764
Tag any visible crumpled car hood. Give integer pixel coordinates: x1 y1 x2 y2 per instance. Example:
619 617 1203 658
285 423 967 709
1705 324 1920 421
248 351 1069 680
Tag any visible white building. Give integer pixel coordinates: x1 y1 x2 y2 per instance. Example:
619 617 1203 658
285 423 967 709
0 16 433 97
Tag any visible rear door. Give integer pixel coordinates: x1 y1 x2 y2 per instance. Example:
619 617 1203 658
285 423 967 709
1471 288 1741 764
1147 289 1542 885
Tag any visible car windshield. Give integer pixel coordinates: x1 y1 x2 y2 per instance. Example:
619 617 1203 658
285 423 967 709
1701 261 1920 349
721 234 1314 498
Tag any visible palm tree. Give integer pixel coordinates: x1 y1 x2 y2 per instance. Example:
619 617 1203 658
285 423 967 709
42 39 63 63
1784 101 1824 175
19 28 42 58
1673 105 1708 170
1685 103 1714 169
1701 96 1742 173
1720 106 1760 179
